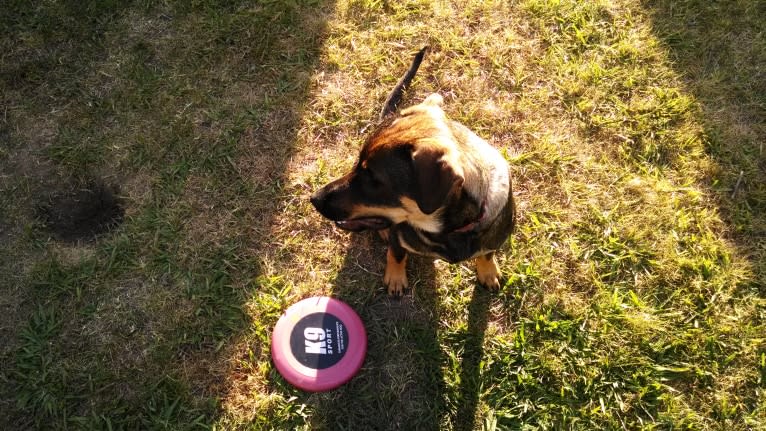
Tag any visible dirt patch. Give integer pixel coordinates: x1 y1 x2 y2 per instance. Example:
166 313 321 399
37 179 125 243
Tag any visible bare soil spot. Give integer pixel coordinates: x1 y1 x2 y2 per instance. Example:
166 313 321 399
37 179 125 243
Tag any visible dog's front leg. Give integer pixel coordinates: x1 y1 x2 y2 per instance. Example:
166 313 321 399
383 241 408 297
476 252 501 291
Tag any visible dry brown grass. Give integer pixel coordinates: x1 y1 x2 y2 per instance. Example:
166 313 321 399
1 0 763 429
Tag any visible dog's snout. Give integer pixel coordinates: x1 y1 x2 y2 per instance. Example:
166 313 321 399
310 190 325 211
310 179 352 222
311 182 341 215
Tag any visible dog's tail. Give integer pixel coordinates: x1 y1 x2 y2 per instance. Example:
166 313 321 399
379 46 428 121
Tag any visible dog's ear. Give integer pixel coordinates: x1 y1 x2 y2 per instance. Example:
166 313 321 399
411 147 464 214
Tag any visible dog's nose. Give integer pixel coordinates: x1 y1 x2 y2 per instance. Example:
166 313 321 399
309 191 324 211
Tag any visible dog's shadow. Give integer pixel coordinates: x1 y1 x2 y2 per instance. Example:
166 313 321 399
309 232 492 430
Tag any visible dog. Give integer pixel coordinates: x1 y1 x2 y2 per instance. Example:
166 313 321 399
310 47 515 296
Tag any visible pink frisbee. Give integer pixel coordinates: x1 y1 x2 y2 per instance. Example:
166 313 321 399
271 296 367 392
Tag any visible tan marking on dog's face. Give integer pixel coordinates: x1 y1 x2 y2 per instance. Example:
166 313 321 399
399 197 443 231
346 196 443 233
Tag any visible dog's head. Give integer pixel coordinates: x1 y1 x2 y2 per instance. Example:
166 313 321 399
310 94 465 233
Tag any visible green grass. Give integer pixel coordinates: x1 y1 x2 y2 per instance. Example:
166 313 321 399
1 0 764 429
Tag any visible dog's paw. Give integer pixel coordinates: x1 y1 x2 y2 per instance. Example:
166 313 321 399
478 271 501 292
384 267 408 297
476 253 501 292
385 248 408 297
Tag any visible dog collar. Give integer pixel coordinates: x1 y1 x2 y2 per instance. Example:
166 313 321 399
453 201 486 233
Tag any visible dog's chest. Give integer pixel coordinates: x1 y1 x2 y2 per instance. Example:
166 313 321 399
394 224 492 263
454 123 510 227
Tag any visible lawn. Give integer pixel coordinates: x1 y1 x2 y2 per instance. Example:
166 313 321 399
1 0 764 429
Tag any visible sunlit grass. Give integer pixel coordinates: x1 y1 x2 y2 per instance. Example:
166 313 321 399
0 0 763 429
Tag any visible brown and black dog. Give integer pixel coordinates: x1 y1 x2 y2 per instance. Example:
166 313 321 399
310 48 515 296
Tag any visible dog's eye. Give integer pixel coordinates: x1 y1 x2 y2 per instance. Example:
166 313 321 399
363 169 385 188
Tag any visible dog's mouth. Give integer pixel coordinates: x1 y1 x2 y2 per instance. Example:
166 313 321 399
334 217 391 232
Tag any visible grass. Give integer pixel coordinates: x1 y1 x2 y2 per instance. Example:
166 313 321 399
1 0 764 429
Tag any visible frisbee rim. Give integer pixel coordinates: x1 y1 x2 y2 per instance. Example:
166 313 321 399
271 296 367 392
